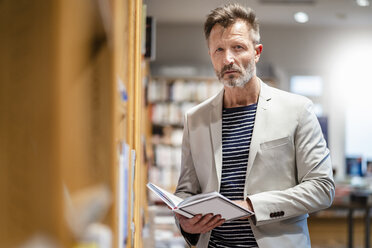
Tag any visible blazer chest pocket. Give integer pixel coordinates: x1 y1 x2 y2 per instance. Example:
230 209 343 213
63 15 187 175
260 136 290 150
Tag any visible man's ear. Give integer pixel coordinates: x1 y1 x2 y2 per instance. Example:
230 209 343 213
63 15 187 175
255 44 263 63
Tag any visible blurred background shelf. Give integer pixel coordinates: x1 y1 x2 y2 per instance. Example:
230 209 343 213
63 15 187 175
146 76 222 196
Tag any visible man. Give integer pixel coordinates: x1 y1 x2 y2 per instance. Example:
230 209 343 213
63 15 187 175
174 3 334 248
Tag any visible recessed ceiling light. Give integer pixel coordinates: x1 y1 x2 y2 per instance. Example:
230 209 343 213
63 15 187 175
294 12 309 23
356 0 370 6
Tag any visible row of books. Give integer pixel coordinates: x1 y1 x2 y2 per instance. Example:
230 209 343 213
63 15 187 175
148 77 221 194
150 102 197 126
149 144 182 191
152 127 183 147
148 164 180 190
147 78 222 103
154 144 182 168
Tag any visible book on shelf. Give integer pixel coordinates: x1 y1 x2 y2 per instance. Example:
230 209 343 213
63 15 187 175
147 182 254 221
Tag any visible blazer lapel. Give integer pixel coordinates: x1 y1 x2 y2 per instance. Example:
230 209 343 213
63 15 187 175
246 81 272 179
210 89 224 192
208 82 271 192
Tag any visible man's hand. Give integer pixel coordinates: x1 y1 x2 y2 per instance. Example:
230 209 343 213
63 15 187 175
233 200 252 211
233 199 254 219
175 213 225 234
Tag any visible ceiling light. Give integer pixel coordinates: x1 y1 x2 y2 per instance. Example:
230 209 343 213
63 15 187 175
294 12 309 23
356 0 370 6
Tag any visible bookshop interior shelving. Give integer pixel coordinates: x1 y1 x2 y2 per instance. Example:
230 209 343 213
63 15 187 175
147 76 222 195
145 76 222 248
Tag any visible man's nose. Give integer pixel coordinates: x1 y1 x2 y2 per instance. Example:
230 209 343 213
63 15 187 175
223 50 234 65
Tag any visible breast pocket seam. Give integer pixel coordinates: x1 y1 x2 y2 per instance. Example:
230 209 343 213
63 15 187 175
260 136 290 150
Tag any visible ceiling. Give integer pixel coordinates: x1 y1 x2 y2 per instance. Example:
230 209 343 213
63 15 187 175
144 0 372 26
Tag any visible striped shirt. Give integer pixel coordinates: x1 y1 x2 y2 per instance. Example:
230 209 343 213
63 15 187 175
208 104 258 248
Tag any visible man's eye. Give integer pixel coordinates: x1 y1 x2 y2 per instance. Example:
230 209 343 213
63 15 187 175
216 48 223 52
235 45 243 49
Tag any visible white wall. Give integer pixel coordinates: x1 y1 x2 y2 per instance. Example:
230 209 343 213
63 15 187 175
150 23 372 179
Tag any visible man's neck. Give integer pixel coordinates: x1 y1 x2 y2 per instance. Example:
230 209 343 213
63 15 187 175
223 77 260 108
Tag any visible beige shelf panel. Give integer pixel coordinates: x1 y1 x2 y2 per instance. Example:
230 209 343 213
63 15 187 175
0 0 147 247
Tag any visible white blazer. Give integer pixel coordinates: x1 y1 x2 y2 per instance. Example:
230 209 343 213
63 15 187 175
175 80 335 248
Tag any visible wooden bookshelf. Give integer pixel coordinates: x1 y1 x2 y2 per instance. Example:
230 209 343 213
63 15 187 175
0 0 147 247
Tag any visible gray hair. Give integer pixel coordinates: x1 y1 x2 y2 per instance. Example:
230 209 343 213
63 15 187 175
204 3 260 45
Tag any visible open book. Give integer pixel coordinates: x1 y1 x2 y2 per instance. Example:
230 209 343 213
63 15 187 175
147 183 254 221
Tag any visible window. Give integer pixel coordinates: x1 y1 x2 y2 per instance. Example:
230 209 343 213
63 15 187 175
290 75 323 97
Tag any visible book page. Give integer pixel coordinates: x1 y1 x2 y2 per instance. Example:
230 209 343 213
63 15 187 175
160 188 184 207
147 183 183 208
179 196 253 221
179 191 219 206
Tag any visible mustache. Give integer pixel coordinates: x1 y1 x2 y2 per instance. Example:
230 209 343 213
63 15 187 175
220 64 241 76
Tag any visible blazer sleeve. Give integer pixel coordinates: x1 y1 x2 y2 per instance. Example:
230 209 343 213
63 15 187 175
174 113 202 246
248 100 335 226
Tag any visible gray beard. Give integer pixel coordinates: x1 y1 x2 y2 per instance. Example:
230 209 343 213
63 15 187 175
219 64 256 88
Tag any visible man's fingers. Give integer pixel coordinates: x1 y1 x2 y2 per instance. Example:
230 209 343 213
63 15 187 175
174 213 185 220
187 214 203 225
212 218 225 229
176 213 204 234
176 213 225 234
183 214 213 233
204 215 220 228
196 213 214 226
200 215 224 233
175 213 201 222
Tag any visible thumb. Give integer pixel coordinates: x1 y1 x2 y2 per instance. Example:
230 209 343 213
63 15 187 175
175 213 185 220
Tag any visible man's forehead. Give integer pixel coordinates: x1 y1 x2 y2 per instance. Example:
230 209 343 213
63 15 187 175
209 21 250 42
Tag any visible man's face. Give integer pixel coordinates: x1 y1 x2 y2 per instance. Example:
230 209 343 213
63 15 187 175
208 20 262 88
